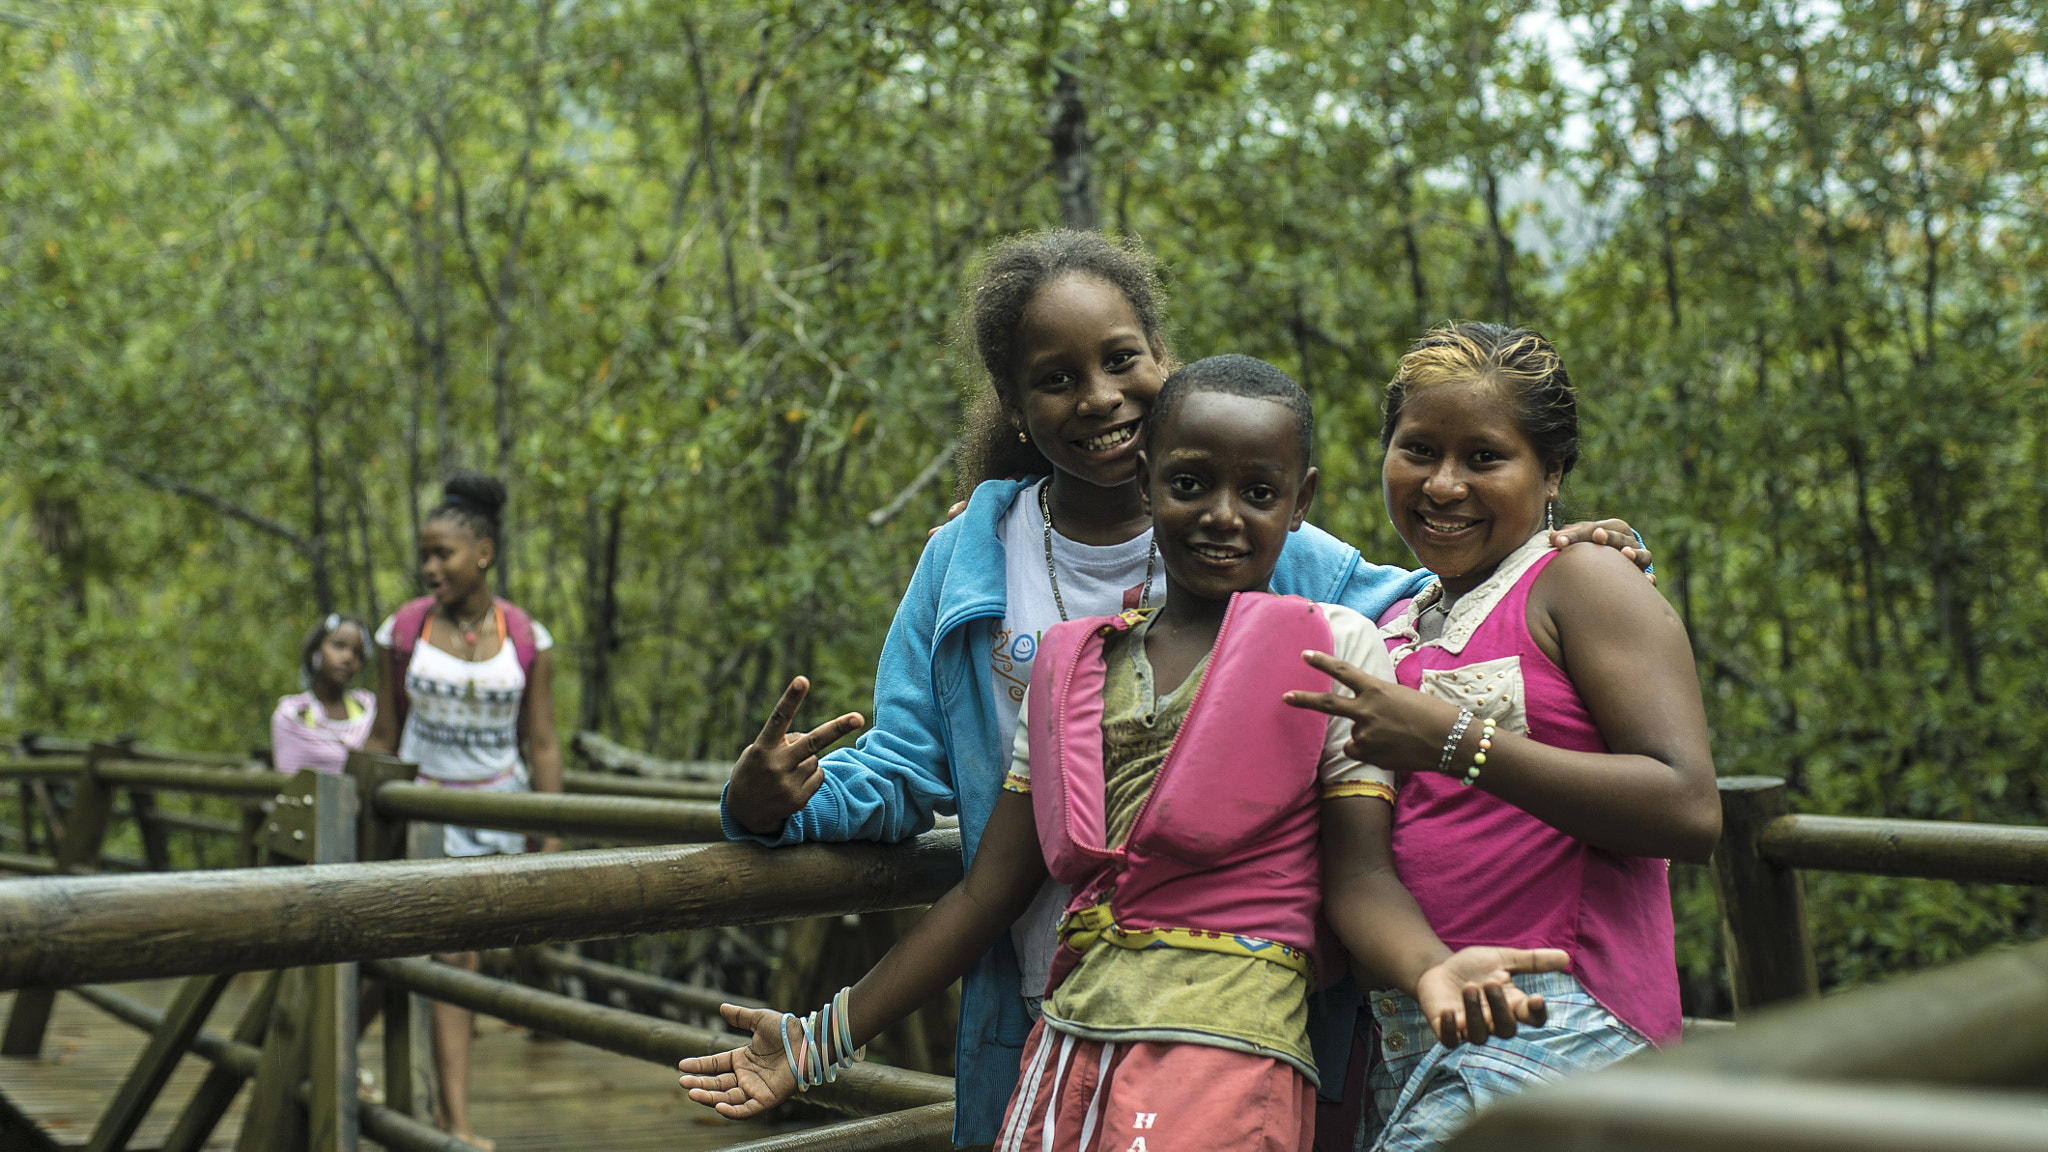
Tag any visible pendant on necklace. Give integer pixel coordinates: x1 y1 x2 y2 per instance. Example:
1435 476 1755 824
464 631 480 645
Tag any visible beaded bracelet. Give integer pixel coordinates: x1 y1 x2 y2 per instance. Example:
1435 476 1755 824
1437 709 1475 777
1461 717 1497 786
1633 528 1656 578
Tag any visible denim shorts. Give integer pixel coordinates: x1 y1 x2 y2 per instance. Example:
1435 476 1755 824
1360 971 1647 1152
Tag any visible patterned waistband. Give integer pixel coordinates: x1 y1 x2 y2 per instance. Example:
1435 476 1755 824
417 766 520 790
1056 900 1313 978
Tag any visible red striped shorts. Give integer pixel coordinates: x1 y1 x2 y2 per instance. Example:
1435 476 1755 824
995 1018 1315 1152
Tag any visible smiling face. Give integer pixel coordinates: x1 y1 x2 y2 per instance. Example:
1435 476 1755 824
1382 380 1563 597
417 516 494 608
1140 391 1317 604
1007 273 1166 490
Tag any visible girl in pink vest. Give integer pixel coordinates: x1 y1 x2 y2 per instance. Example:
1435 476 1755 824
682 357 1563 1152
1285 323 1720 1151
270 612 376 775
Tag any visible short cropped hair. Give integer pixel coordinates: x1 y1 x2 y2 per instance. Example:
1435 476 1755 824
1145 354 1313 472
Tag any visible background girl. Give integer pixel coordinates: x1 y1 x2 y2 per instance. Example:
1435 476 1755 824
270 612 375 775
1287 323 1718 1151
719 230 1651 1147
365 470 563 1149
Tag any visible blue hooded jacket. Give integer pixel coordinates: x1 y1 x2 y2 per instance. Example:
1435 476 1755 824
723 478 1433 1145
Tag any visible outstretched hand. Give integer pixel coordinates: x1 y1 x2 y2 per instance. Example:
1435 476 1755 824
1550 518 1654 583
725 677 865 837
1414 946 1570 1049
678 1003 799 1118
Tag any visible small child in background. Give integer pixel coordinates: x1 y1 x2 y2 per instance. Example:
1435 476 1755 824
683 356 1562 1152
270 613 375 775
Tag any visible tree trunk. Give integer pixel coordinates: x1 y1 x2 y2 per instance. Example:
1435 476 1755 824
578 497 624 735
1480 162 1512 326
1047 49 1098 230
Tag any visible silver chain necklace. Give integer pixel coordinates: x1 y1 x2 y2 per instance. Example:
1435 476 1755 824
1040 481 1156 622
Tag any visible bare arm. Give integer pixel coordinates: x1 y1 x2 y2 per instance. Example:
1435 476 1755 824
1323 796 1565 1046
1323 796 1448 992
365 647 401 753
521 650 562 795
1289 545 1717 862
1501 543 1718 861
680 791 1048 1116
844 791 1046 1038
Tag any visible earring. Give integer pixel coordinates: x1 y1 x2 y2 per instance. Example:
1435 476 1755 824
1546 500 1556 532
479 560 490 570
1017 429 1029 443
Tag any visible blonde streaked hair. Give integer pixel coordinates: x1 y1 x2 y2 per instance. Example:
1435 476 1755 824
1380 321 1580 477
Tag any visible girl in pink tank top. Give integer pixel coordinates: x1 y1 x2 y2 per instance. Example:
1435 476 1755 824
1285 324 1719 1152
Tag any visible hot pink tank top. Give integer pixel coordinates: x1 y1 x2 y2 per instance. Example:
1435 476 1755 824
1382 542 1681 1044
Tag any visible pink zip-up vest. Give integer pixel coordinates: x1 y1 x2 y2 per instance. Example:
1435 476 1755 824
1382 549 1681 1044
1027 592 1337 993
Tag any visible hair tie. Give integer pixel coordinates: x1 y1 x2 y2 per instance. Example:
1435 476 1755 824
323 612 341 633
442 492 477 510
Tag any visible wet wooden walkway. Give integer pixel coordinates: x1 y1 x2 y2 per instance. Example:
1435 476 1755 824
0 977 820 1150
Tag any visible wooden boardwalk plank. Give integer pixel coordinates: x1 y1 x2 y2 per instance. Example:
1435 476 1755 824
0 978 821 1150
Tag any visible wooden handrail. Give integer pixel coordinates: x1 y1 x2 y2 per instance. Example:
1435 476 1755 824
0 757 88 780
0 832 962 990
560 770 726 802
95 761 289 797
716 1103 955 1151
369 781 726 843
72 984 261 1078
1448 936 2048 1150
1761 814 2048 886
492 946 769 1014
366 957 951 1118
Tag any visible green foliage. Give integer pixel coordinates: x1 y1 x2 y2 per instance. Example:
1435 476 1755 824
4 0 2044 1002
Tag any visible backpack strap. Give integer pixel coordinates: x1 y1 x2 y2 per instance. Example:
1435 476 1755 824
386 597 436 730
496 598 539 679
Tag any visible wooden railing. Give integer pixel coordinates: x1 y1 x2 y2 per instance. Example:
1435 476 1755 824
8 746 2046 1152
1447 775 2048 1152
0 742 961 1152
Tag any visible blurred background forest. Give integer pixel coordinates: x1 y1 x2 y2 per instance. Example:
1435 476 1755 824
3 0 2045 1008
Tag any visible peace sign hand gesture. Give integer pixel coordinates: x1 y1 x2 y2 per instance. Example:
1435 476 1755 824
725 676 865 836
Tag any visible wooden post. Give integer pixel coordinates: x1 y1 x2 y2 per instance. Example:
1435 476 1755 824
235 968 313 1152
1 742 118 1056
239 771 362 1152
1710 776 1818 1013
394 813 445 1124
83 973 233 1152
307 772 360 1152
237 803 265 868
347 749 436 1123
159 970 281 1152
128 789 174 871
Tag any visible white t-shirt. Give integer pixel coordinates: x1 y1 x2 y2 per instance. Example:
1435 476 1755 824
994 478 1168 1004
373 612 556 784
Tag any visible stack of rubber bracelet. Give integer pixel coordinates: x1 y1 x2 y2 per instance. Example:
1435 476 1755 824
779 985 865 1090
